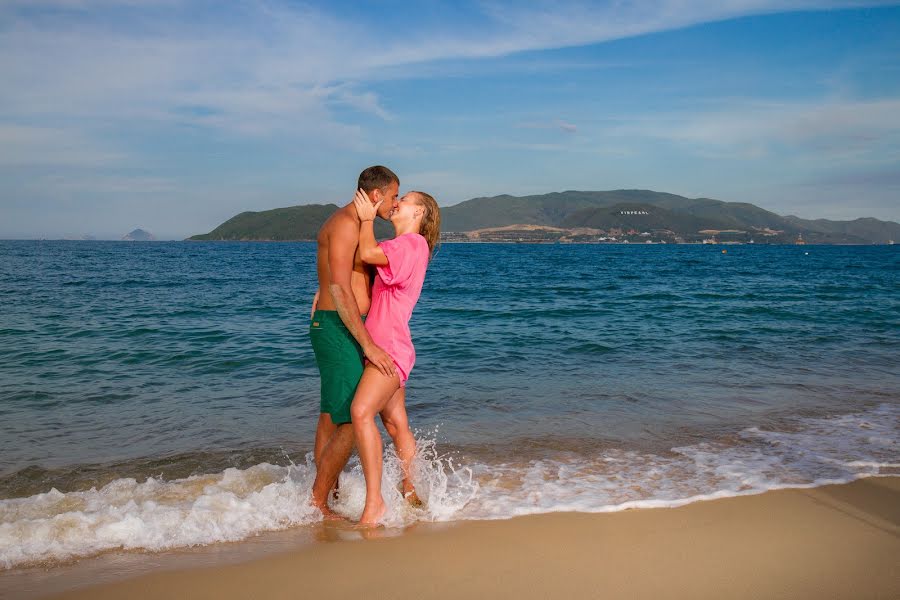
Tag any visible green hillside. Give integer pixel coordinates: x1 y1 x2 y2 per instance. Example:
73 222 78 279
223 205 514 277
783 216 900 244
187 190 898 244
560 203 724 232
674 198 792 230
189 204 393 241
440 190 688 231
442 190 897 243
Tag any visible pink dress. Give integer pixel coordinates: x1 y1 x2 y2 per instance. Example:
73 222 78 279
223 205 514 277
364 233 430 386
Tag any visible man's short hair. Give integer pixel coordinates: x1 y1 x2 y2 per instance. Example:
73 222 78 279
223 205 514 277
358 165 399 193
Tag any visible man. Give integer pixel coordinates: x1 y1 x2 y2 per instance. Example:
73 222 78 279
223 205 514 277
309 165 398 518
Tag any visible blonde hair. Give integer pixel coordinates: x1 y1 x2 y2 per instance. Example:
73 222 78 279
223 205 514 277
411 191 440 259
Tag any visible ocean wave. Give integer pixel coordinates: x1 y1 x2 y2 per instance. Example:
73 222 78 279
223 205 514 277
457 404 897 519
0 437 477 569
1 405 896 569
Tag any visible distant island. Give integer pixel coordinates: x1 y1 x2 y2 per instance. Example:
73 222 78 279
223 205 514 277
122 228 156 241
188 190 899 245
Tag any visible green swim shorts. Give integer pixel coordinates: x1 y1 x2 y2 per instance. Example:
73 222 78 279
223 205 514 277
309 310 365 425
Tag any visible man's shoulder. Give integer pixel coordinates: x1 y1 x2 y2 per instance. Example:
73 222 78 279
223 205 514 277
321 205 359 244
320 205 357 233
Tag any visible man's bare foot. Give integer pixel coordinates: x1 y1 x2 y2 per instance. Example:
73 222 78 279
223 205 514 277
311 495 345 521
357 498 386 527
319 506 345 521
403 488 423 508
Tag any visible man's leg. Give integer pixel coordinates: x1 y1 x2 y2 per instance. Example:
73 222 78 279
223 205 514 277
308 311 365 518
314 412 341 499
314 412 336 468
310 423 355 518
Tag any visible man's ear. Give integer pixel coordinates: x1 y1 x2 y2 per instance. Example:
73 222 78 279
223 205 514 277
371 188 381 203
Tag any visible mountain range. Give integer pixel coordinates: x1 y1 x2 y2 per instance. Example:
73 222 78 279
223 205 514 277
188 190 899 244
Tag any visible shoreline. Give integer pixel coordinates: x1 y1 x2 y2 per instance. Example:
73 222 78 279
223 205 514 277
3 239 888 245
9 475 896 599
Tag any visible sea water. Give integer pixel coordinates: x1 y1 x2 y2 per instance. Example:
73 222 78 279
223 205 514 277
0 241 897 568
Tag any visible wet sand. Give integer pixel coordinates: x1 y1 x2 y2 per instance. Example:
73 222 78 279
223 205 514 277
42 476 900 599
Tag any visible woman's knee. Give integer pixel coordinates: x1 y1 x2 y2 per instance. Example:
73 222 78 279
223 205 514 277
350 401 375 424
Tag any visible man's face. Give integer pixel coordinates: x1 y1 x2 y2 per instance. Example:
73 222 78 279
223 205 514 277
373 182 399 219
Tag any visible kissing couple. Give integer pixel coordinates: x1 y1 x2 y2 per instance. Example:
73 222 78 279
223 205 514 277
308 165 440 526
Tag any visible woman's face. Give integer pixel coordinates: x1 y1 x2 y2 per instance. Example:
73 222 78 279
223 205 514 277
389 192 422 224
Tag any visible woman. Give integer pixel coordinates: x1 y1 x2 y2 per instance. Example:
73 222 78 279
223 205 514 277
350 187 440 526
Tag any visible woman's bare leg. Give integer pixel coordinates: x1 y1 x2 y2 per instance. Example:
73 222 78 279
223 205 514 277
380 388 420 505
350 365 401 526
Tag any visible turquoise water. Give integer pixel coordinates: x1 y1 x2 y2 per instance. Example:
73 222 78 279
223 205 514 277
0 241 897 567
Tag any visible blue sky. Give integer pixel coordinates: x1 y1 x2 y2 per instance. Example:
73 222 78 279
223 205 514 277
1 1 899 239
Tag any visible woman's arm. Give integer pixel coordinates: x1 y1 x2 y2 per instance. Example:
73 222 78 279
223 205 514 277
353 189 389 266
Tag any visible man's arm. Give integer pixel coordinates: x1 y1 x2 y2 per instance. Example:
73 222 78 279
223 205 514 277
310 289 319 320
327 216 396 378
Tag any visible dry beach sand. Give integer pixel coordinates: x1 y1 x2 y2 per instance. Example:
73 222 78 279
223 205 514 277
36 476 900 599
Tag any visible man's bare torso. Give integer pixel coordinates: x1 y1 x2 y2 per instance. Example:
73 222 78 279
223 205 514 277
316 204 372 315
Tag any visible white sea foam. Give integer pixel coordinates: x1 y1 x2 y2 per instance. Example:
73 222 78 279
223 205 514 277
1 404 896 569
455 403 898 520
0 461 315 568
0 436 478 569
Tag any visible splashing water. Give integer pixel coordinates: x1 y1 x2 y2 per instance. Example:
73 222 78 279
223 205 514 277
0 433 479 569
329 430 479 526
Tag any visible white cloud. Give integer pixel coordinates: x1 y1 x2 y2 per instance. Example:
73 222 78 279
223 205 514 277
613 98 900 161
516 120 579 133
29 173 176 195
0 4 376 139
3 0 894 144
2 0 898 232
474 1 898 58
0 1 178 7
328 86 394 121
0 124 124 166
557 121 578 133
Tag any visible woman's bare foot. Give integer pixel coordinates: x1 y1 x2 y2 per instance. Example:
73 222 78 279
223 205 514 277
357 497 386 527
